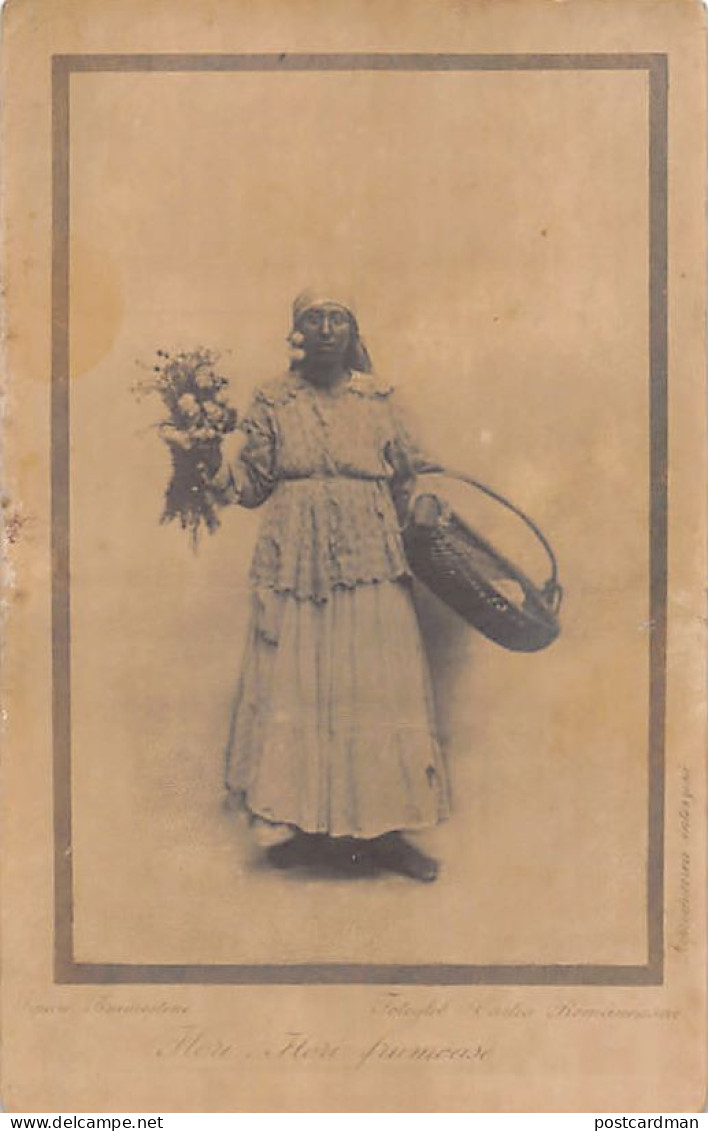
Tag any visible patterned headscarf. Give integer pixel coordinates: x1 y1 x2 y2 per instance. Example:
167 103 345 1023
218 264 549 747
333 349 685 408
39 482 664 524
292 289 356 325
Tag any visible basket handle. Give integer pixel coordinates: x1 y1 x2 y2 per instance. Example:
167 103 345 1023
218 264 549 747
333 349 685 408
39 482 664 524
416 464 563 613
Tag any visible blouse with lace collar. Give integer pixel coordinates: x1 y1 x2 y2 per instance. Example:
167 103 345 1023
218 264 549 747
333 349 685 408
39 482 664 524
220 369 431 602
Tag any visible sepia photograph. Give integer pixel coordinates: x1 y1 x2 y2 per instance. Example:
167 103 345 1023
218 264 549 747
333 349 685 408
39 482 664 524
1 0 705 1112
62 56 654 975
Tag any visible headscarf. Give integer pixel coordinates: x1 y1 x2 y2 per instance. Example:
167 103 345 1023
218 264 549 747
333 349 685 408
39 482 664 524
288 289 373 373
292 289 356 325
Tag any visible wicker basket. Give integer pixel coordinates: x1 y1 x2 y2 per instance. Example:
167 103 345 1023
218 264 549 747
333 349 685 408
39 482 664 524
402 470 562 653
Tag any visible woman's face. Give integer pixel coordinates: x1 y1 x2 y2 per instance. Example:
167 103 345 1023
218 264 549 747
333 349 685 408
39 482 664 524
296 303 352 364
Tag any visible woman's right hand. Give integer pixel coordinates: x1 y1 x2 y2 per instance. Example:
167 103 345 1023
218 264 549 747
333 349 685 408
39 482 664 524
159 423 194 452
159 425 223 477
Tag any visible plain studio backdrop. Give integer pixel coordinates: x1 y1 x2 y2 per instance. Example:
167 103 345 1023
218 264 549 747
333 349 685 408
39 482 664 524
68 68 649 966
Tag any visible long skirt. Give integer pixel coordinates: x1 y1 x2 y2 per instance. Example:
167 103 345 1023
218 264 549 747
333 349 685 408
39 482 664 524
224 579 449 839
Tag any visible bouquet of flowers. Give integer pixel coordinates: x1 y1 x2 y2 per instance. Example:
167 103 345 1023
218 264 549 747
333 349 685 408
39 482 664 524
133 347 238 547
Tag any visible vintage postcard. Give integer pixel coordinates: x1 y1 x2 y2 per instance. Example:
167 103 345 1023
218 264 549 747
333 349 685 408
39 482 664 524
1 0 706 1113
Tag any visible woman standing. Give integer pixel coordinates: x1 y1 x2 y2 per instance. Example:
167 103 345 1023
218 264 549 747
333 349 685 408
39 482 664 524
216 291 448 882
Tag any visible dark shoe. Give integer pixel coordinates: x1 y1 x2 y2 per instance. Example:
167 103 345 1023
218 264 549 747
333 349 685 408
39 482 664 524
326 836 377 875
371 832 439 883
265 832 327 869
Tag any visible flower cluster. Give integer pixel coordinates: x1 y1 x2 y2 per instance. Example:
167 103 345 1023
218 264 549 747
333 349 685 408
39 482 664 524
133 347 238 547
287 329 306 364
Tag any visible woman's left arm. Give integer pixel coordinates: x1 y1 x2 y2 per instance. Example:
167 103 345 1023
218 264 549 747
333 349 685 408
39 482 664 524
385 392 442 520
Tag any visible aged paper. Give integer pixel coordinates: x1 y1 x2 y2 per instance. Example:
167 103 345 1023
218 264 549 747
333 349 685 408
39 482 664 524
1 0 706 1113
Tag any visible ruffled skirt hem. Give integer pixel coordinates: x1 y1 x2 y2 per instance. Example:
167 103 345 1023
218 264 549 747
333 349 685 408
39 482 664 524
224 579 449 838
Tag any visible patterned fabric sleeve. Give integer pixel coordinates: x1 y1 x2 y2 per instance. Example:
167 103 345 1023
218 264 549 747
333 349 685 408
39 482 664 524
214 392 278 509
386 392 442 477
384 391 442 523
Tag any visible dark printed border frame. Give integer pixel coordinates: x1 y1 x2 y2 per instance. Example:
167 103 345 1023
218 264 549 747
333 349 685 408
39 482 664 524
52 53 668 986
